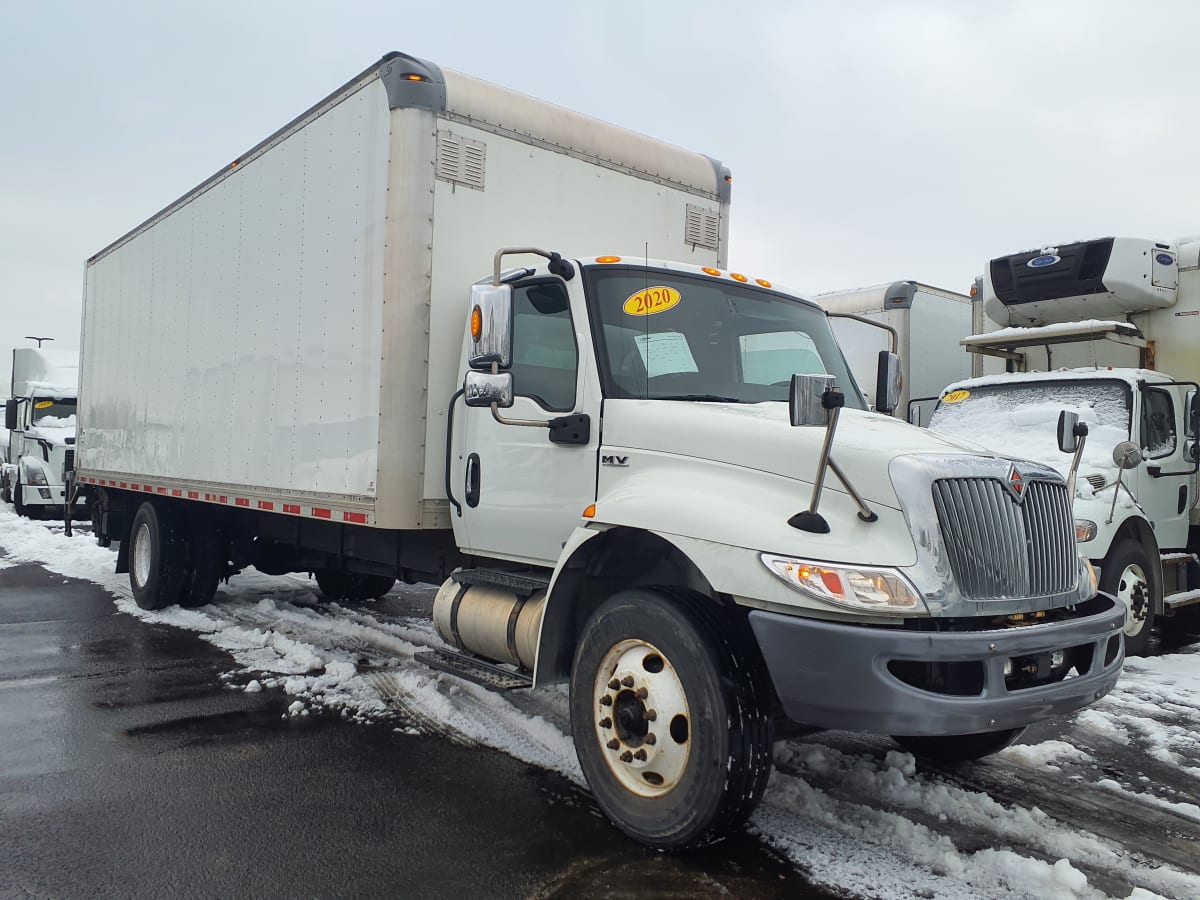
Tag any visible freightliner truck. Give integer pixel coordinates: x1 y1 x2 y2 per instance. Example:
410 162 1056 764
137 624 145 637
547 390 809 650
928 237 1200 656
3 347 85 517
76 53 1125 848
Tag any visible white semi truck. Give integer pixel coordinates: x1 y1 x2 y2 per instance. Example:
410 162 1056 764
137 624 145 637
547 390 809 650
928 237 1200 656
811 281 976 423
2 347 84 517
77 53 1124 849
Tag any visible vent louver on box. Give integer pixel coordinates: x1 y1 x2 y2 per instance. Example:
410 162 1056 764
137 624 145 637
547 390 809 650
436 132 486 191
685 204 721 252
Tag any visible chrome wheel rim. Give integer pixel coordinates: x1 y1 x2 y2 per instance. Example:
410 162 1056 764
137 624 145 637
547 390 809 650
592 639 690 798
1117 563 1150 638
133 522 152 589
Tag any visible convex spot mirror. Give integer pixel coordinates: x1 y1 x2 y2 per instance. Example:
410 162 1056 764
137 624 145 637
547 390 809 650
790 374 837 427
467 282 513 370
464 371 514 409
1112 440 1142 470
875 351 901 415
1056 410 1089 454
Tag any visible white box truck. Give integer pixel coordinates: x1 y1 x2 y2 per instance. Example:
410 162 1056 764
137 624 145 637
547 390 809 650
3 347 85 517
811 281 975 424
927 237 1200 656
77 53 1124 848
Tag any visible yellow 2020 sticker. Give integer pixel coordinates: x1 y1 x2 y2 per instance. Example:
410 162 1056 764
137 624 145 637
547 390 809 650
34 400 55 409
623 286 681 316
942 389 970 404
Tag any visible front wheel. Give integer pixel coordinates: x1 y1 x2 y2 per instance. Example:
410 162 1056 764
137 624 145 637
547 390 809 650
892 727 1026 762
1100 540 1157 657
14 481 29 518
569 589 773 849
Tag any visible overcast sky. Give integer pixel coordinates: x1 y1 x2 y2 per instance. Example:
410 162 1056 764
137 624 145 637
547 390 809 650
3 0 1199 391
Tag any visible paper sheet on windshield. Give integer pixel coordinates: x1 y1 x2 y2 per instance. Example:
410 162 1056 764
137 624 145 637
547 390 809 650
634 332 698 378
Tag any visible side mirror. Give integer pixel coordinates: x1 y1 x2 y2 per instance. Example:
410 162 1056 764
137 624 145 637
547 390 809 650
1188 390 1199 439
464 371 514 408
1056 410 1088 453
1113 441 1142 470
467 282 513 370
790 374 838 427
4 399 16 431
874 351 901 415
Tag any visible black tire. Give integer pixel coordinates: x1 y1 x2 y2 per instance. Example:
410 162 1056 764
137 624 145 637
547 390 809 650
128 501 188 610
179 522 227 608
315 570 395 601
1099 539 1157 657
0 472 10 504
569 589 774 849
893 727 1026 762
14 481 29 518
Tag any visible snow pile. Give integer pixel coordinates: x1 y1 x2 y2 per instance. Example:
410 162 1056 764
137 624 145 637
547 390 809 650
966 320 1136 344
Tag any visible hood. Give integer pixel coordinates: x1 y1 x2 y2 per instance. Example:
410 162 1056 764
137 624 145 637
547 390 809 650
602 400 999 509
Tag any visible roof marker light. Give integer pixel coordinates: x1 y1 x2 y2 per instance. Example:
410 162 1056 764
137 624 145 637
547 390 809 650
595 256 622 263
402 73 427 82
701 267 721 277
756 278 772 288
730 272 748 283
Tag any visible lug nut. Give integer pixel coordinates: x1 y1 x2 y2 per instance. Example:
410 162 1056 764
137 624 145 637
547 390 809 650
607 739 620 750
600 695 613 706
608 679 621 690
635 687 648 700
621 675 635 687
620 751 633 763
633 749 647 761
644 709 657 721
644 733 657 745
598 717 612 729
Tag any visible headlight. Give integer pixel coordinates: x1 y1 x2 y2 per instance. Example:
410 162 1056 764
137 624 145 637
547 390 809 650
760 554 925 615
1075 519 1097 542
23 465 48 486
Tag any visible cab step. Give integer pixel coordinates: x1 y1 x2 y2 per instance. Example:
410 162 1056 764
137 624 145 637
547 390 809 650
452 567 550 598
1165 589 1200 610
415 648 533 691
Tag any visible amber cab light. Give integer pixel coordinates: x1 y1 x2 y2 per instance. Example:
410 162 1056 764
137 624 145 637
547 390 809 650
756 278 772 288
730 272 748 283
595 256 622 264
701 267 721 277
470 306 483 341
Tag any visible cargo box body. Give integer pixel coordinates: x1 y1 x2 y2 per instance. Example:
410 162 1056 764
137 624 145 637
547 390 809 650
78 53 728 531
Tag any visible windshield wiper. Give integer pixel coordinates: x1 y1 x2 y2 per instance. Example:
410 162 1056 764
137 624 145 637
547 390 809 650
652 394 743 403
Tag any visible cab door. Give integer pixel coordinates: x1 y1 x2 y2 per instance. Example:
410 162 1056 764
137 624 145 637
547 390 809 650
455 277 600 566
1135 384 1193 549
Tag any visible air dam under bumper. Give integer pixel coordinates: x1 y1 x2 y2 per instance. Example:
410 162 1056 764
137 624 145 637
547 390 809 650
749 598 1124 737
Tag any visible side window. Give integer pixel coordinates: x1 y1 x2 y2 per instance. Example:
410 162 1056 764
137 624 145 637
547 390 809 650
510 281 577 411
1140 389 1176 459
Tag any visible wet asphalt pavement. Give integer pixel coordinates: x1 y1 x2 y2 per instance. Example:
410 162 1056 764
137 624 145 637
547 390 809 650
0 560 826 900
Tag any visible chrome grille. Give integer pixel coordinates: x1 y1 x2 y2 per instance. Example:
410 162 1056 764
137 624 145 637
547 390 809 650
931 478 1076 600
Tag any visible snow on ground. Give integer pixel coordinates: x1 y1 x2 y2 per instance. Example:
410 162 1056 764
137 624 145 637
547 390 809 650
2 506 1199 899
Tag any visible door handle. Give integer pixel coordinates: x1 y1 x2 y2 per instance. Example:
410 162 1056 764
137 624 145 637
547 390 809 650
465 453 481 508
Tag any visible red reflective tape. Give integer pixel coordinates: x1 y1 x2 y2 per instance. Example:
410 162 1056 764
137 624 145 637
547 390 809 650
235 497 250 507
257 500 274 511
129 484 138 491
142 485 153 493
283 504 301 515
218 495 228 504
312 507 331 519
187 491 199 500
156 486 167 494
343 511 367 524
171 489 182 497
119 482 127 489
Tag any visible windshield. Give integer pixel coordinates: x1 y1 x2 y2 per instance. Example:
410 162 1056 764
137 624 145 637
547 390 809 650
928 379 1132 477
586 268 864 406
31 398 77 428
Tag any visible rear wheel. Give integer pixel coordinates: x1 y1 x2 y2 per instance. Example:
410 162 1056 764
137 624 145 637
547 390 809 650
893 727 1025 762
315 570 395 601
1100 540 1156 657
179 522 227 608
129 502 188 610
569 589 774 849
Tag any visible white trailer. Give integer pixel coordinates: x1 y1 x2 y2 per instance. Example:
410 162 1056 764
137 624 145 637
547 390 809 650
811 281 975 424
3 347 86 517
928 236 1200 655
78 53 1124 849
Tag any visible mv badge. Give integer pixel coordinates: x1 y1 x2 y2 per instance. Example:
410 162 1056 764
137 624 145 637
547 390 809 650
601 454 630 467
1002 464 1027 502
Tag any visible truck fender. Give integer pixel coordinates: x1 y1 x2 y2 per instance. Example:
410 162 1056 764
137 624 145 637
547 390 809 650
1092 513 1163 614
532 524 731 687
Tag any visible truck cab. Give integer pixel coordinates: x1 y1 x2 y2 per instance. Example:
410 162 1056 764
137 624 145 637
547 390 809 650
3 348 85 519
929 237 1200 654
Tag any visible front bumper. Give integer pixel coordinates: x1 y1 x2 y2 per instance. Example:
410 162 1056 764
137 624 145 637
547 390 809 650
749 597 1125 736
